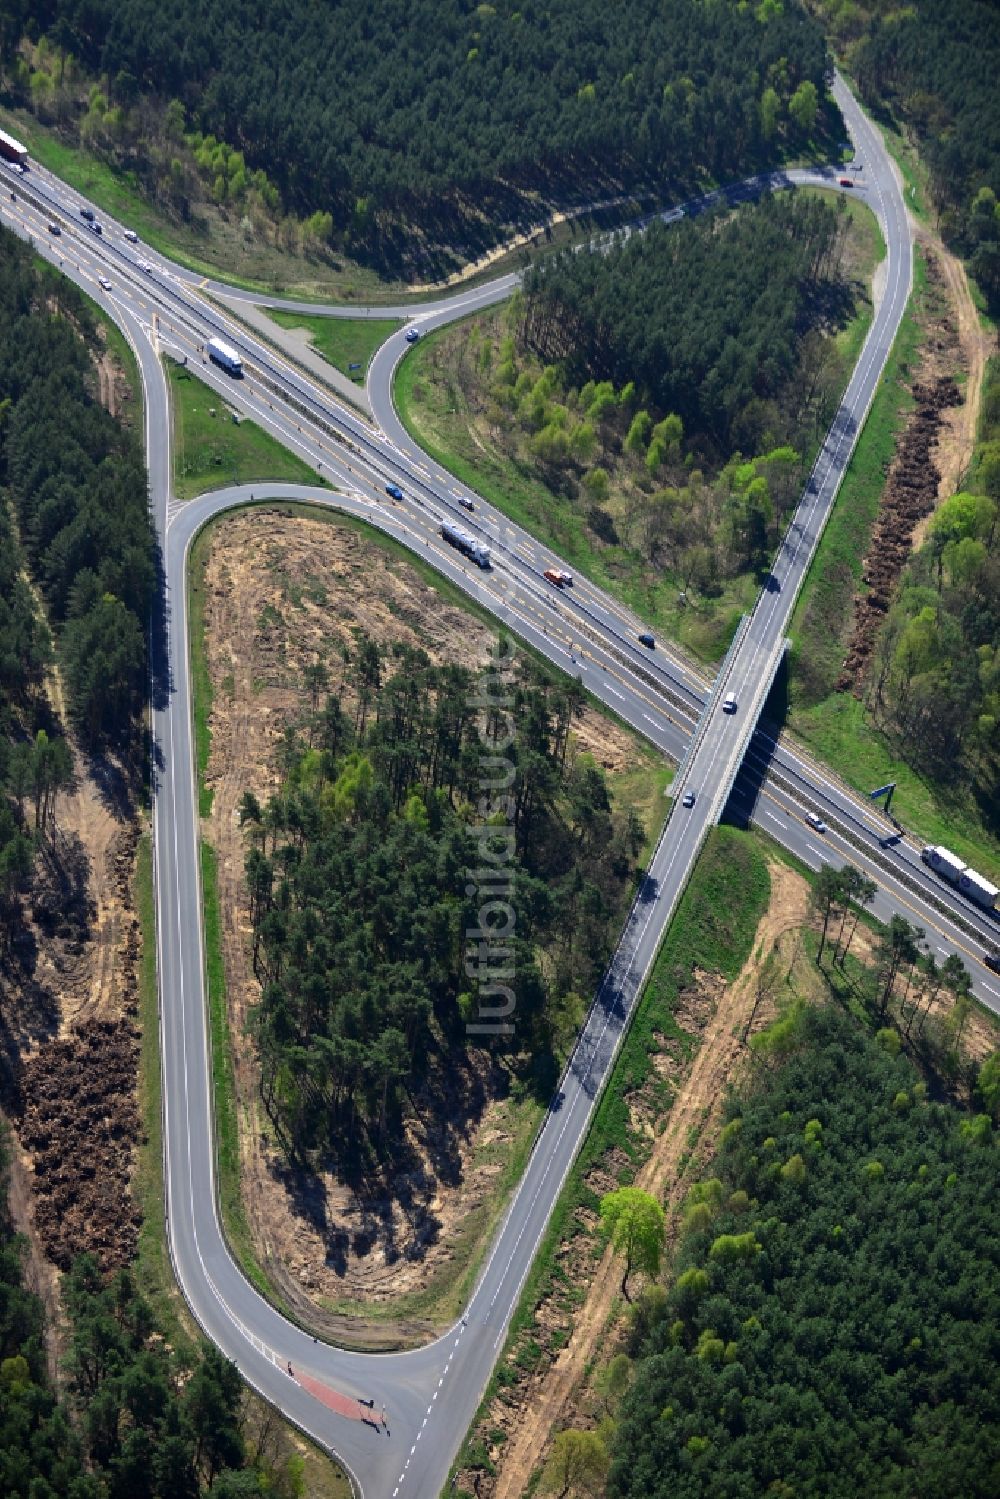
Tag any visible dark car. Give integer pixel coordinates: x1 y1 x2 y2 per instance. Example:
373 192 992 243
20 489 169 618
385 483 403 501
458 497 474 511
405 328 421 343
638 632 655 649
79 206 94 221
47 221 61 235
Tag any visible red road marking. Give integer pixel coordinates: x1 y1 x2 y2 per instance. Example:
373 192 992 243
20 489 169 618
297 1371 369 1422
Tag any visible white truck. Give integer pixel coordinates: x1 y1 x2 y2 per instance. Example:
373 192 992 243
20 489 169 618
921 845 999 912
206 337 243 377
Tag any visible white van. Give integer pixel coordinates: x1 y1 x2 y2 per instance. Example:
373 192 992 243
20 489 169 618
723 693 738 714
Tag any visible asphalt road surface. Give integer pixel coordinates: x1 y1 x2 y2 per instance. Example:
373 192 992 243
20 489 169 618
2 69 998 1499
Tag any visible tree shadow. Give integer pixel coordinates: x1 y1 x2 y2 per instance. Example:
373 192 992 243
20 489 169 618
269 1045 509 1280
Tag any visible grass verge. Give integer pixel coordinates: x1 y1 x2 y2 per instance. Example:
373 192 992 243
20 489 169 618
265 310 401 382
789 249 926 702
168 360 325 500
187 522 216 818
199 839 269 1301
452 825 771 1482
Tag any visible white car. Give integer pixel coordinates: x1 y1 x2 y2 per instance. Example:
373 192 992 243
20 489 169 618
123 228 139 243
806 812 827 834
723 692 738 713
139 259 153 274
98 276 112 291
681 790 696 808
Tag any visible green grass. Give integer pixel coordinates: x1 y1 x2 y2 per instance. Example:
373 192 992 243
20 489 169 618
265 310 401 382
792 693 1000 875
451 826 771 1483
874 112 932 224
814 191 887 369
396 191 884 667
611 759 674 860
101 318 144 422
169 360 325 500
187 523 216 817
789 249 926 706
200 840 271 1300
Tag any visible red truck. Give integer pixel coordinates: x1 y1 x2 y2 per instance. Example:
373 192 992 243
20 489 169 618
0 129 28 168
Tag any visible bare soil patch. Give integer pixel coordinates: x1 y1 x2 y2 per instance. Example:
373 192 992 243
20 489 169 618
461 861 809 1496
2 746 144 1292
837 252 962 694
200 509 644 1340
918 232 992 516
92 345 131 422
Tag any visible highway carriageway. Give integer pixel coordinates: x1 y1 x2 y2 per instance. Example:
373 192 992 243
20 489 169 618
7 162 996 1005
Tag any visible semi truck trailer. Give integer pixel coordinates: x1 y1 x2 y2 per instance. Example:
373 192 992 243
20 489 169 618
206 337 243 377
440 520 490 569
0 130 28 167
921 845 999 912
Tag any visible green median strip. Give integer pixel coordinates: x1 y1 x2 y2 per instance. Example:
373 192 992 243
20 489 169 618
264 309 402 382
169 359 326 501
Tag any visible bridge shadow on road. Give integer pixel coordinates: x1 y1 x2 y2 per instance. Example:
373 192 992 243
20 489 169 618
720 652 789 830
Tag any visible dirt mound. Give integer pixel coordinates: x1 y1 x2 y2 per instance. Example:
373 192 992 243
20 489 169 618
836 371 960 695
17 1017 143 1273
7 769 144 1282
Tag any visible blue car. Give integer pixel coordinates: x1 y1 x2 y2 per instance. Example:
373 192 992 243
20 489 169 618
385 483 403 501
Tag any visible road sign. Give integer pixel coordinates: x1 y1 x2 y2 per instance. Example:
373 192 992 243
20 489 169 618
869 782 896 817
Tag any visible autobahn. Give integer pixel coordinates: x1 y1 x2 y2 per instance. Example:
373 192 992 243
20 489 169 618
2 68 998 1498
